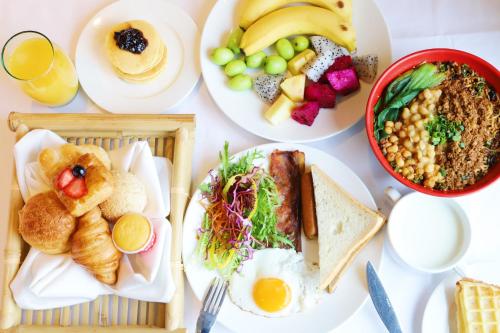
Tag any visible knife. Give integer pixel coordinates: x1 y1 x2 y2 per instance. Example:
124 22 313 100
366 261 403 333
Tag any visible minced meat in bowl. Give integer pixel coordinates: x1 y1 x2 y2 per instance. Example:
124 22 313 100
370 51 499 194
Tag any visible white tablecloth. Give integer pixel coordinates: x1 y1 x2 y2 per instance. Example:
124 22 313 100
0 0 499 332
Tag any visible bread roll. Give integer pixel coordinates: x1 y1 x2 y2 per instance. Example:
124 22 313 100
100 170 147 222
18 191 76 254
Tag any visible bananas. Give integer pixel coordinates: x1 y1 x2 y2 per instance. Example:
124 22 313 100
239 0 352 29
240 6 356 55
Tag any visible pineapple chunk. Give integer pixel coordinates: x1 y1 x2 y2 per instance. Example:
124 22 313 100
264 94 295 125
288 49 316 75
280 74 305 102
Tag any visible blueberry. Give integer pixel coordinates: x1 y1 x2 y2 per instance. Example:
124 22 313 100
72 165 86 178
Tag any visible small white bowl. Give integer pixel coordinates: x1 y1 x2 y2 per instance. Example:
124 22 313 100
385 187 471 274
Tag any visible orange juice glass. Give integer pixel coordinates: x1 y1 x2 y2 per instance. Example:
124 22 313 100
1 31 78 107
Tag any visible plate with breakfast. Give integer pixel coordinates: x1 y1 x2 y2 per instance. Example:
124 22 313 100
422 262 500 333
76 0 200 113
200 0 391 143
183 142 386 332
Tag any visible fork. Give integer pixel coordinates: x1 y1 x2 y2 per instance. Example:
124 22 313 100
196 277 228 333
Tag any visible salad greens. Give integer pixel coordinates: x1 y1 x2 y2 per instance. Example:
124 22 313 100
197 142 291 278
374 63 446 141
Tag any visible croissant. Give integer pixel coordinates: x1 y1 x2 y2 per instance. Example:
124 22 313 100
71 207 122 284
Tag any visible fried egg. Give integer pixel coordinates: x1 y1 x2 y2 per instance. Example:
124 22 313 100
228 248 321 317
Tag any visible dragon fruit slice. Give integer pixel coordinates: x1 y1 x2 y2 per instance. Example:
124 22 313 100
253 74 285 104
310 36 349 58
304 83 336 108
352 54 379 83
319 55 353 83
326 67 360 95
292 101 320 126
301 52 336 82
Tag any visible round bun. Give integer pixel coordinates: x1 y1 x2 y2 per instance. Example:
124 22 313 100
19 191 77 254
100 170 147 222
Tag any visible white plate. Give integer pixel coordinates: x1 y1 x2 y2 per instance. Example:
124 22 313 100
422 262 500 333
183 143 385 333
200 0 392 143
76 0 200 113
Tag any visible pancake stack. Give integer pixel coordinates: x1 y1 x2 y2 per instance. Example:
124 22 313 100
105 20 167 83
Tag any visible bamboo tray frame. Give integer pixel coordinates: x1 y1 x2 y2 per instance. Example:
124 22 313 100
1 112 196 333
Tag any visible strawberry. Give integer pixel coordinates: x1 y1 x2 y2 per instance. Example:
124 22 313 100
56 168 75 190
62 177 88 199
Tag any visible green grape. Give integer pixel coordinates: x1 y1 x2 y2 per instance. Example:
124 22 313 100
245 51 266 68
226 27 244 55
264 55 287 74
292 36 309 52
275 39 294 60
224 59 247 77
228 74 252 91
211 47 234 66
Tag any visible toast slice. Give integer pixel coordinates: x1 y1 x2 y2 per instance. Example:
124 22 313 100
455 278 500 333
310 165 385 292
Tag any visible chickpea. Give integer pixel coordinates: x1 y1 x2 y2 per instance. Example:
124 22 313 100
402 108 411 120
419 141 427 151
395 122 402 131
410 102 418 113
416 150 423 160
407 173 415 180
421 156 430 164
416 167 424 175
424 178 436 188
418 93 425 101
402 150 412 158
415 120 425 129
428 104 436 113
399 130 407 138
403 139 413 150
423 89 432 100
408 129 416 139
434 90 442 98
420 129 429 139
411 114 421 123
385 120 394 128
406 158 416 166
387 152 395 162
385 126 393 134
407 166 415 174
428 149 436 158
408 124 415 132
387 145 398 153
402 167 410 176
424 164 435 173
396 157 405 167
389 135 398 143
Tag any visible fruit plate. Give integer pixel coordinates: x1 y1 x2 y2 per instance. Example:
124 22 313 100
200 0 392 143
422 262 500 333
182 143 385 333
76 0 200 113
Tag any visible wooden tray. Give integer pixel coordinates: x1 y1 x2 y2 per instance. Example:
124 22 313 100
1 112 195 333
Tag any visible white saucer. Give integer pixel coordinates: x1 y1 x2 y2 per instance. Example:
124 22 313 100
422 261 500 333
76 0 200 113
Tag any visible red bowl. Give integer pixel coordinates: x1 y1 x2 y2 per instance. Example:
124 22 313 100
365 48 500 197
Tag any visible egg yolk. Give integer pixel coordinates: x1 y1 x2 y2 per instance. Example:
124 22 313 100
252 277 291 313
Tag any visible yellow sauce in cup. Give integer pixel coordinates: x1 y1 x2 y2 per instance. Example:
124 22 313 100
112 213 152 253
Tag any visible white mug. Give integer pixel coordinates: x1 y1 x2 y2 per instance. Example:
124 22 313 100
385 187 472 274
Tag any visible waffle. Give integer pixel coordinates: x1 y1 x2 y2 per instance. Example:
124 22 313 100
456 278 500 333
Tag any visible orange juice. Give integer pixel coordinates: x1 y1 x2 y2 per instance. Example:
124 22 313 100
3 33 78 106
